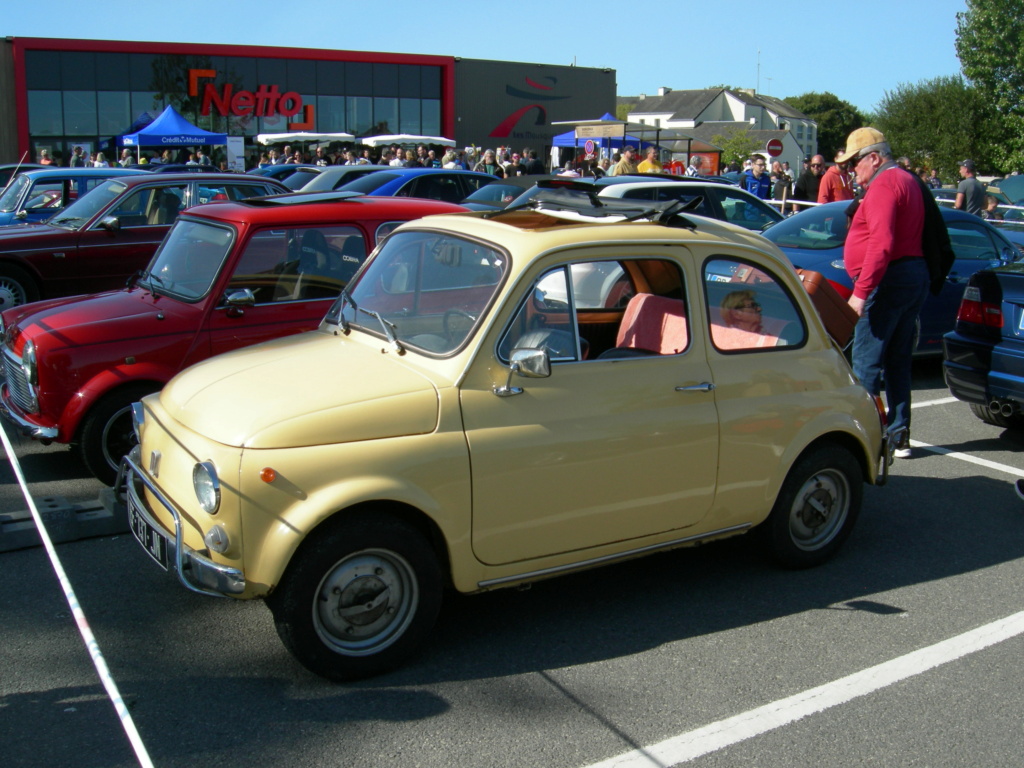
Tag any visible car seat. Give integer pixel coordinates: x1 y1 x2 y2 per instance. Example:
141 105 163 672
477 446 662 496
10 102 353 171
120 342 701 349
148 191 181 225
598 293 688 358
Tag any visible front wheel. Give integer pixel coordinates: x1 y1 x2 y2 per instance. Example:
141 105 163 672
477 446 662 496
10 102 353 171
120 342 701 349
761 444 863 568
268 513 442 682
78 384 158 485
0 263 40 309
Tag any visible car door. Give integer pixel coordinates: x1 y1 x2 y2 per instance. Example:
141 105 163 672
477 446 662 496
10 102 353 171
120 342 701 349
460 248 720 566
206 224 370 357
62 182 187 295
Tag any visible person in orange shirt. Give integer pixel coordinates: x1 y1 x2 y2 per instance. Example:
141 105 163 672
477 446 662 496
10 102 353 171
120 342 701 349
817 152 855 203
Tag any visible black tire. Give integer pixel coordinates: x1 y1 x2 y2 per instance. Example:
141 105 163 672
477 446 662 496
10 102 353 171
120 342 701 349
969 402 1024 430
78 384 158 485
0 263 40 309
761 444 863 569
267 513 443 682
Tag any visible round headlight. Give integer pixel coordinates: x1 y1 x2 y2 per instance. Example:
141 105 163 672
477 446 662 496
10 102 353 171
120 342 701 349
829 258 847 271
22 340 37 386
193 461 221 514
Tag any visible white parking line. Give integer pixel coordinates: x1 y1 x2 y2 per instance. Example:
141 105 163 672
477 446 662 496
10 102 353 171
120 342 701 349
581 611 1024 768
913 396 958 408
910 439 1024 478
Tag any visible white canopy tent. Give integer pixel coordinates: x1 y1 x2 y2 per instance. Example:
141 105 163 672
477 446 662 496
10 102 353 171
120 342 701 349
256 132 355 145
357 134 456 148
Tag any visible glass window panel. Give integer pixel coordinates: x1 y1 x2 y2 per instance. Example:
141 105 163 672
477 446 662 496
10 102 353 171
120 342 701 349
61 52 96 90
373 97 397 136
373 64 398 96
422 99 440 137
287 59 316 92
25 51 60 90
704 258 806 351
399 98 420 135
258 59 288 89
398 65 421 98
95 53 131 90
97 91 131 135
347 63 373 97
317 61 346 96
63 91 98 135
28 91 63 136
129 54 158 91
347 96 373 136
317 95 346 133
421 67 442 99
132 92 163 120
223 56 258 92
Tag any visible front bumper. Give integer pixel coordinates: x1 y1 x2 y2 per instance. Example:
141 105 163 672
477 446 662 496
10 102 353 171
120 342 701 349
876 425 905 486
119 450 245 597
0 383 58 440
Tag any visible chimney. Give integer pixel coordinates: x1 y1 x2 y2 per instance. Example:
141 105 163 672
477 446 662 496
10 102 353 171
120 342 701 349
658 87 672 97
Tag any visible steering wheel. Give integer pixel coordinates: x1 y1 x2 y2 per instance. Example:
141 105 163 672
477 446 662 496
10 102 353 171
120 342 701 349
443 308 477 343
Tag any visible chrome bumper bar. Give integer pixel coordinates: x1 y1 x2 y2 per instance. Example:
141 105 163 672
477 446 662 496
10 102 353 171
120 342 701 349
118 451 245 597
875 425 907 486
0 385 58 439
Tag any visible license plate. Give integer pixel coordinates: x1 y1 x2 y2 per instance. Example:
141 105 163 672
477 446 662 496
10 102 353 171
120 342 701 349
128 495 170 570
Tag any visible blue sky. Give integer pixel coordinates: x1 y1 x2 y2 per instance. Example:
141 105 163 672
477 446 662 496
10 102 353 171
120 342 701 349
4 0 967 114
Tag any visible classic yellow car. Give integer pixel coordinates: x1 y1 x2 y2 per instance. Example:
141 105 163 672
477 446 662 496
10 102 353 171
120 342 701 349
124 190 895 681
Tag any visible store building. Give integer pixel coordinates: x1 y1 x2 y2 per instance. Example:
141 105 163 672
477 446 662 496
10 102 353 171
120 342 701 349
0 38 615 166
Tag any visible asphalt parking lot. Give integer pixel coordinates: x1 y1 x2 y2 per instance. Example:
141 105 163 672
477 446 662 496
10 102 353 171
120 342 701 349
3 357 1024 768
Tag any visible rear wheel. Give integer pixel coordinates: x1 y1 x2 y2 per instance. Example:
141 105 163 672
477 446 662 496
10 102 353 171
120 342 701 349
78 385 158 485
268 513 443 682
762 444 863 568
0 264 39 309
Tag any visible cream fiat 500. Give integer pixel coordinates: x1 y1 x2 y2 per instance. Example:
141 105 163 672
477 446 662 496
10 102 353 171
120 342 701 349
124 191 895 681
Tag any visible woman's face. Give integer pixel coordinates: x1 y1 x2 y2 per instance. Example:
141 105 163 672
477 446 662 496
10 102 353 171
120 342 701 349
729 298 762 328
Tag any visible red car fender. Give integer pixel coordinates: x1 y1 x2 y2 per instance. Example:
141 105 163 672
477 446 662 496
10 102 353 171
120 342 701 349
55 362 175 442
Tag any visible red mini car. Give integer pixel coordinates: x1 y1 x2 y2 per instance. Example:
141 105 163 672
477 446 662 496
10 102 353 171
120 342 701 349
0 192 465 483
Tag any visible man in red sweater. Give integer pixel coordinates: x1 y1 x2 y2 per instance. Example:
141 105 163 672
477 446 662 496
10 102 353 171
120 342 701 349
817 152 855 203
836 127 930 458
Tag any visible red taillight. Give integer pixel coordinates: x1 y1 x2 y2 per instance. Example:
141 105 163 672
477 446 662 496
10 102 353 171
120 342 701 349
957 286 1003 328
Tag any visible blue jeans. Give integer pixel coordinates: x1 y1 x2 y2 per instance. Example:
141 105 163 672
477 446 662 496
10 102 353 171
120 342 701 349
851 258 930 435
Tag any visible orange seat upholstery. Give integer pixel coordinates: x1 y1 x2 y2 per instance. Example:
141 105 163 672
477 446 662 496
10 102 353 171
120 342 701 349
609 293 688 356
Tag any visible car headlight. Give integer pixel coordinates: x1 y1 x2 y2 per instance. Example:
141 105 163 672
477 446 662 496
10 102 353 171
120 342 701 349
22 340 37 386
193 461 221 514
829 258 846 271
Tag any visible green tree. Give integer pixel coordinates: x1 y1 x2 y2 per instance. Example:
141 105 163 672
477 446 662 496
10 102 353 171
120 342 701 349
875 76 999 180
709 127 762 167
615 103 635 121
956 0 1024 170
782 92 864 161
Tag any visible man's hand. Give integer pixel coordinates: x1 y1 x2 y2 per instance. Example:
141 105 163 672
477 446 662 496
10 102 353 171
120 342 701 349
848 295 866 316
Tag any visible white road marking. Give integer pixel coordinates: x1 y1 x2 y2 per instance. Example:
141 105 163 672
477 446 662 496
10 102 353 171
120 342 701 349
910 439 1024 478
581 611 1024 768
913 396 958 408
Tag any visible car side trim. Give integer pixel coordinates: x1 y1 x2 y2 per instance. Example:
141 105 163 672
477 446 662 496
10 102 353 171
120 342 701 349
476 523 753 589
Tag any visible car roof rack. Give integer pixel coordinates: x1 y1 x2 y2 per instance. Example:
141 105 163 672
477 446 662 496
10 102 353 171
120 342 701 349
488 178 701 229
245 190 366 206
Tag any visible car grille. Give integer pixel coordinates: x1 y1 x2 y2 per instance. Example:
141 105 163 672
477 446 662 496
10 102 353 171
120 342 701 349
2 345 36 413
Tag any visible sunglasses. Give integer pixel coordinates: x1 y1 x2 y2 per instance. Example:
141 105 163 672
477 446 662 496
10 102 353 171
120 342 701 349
810 163 823 168
736 302 762 311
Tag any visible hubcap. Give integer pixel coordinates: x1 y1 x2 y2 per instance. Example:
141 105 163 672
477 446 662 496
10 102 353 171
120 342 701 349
788 469 849 551
314 549 418 656
102 404 138 472
0 280 25 308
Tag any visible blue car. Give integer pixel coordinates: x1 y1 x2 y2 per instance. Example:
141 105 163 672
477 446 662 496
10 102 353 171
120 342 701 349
943 263 1024 429
336 167 496 203
0 167 146 226
762 201 1020 355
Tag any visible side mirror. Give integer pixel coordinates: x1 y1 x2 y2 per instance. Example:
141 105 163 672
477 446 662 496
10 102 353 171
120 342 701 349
493 347 551 397
1000 246 1015 264
14 210 27 220
223 288 256 316
99 216 121 232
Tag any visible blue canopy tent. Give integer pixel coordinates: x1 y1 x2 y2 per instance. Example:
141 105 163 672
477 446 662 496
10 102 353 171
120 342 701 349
118 105 227 162
551 113 656 151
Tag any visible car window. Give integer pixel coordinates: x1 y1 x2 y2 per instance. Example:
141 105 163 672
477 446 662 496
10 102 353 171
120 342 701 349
705 257 806 351
108 185 186 227
146 220 234 301
401 175 464 203
709 187 781 231
230 226 368 304
499 258 688 362
333 230 507 355
946 219 1003 260
460 175 493 194
762 205 848 250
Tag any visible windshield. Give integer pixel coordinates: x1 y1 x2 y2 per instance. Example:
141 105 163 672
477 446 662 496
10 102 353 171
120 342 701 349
326 230 507 355
762 204 849 250
142 219 234 300
463 182 531 205
47 179 129 229
337 172 399 194
0 175 29 212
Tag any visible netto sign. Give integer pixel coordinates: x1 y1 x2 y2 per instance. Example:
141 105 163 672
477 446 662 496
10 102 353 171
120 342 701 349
188 69 314 130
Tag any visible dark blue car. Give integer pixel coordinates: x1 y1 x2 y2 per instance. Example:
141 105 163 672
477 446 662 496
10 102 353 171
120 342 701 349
943 263 1024 429
0 167 145 226
336 167 496 203
762 201 1020 355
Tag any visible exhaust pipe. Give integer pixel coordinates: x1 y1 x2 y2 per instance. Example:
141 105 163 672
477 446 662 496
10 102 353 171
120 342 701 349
990 399 1018 418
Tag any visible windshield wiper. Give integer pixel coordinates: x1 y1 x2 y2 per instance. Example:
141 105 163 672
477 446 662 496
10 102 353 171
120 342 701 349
335 287 353 333
49 216 86 228
356 306 404 354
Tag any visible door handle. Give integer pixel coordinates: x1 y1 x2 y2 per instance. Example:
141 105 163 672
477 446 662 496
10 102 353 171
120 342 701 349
676 382 715 392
